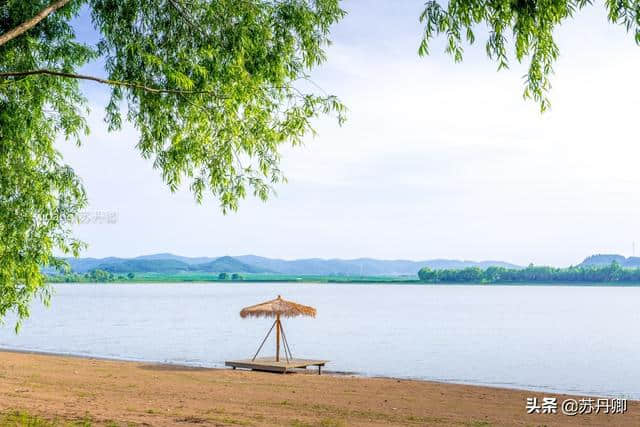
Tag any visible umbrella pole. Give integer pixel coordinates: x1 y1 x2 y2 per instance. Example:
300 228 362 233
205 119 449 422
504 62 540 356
252 319 277 361
279 321 293 361
276 313 281 362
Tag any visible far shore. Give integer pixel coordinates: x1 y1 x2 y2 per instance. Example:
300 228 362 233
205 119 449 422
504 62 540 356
45 277 640 286
1 350 637 426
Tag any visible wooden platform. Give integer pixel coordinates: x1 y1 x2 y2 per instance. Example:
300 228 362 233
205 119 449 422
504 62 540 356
225 357 328 374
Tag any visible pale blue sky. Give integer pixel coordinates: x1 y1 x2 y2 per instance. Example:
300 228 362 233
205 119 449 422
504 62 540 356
60 1 640 266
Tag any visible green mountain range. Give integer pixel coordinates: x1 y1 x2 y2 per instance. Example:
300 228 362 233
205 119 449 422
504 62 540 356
61 254 522 276
54 253 636 277
578 254 640 268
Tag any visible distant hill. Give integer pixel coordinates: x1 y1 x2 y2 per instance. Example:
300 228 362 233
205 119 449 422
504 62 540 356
234 255 520 276
194 256 268 273
50 253 640 277
95 259 192 273
133 253 216 265
61 257 127 273
62 253 521 276
579 254 640 268
67 256 268 274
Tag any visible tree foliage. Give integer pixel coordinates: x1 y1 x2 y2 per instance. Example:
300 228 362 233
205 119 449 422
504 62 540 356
418 0 640 111
1 0 92 329
85 268 114 282
0 0 345 328
418 261 638 283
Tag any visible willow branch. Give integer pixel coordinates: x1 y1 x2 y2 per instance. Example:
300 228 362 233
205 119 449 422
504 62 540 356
0 0 72 47
167 0 199 32
0 69 222 95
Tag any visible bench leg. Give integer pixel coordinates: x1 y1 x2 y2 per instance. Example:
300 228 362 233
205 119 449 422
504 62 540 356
318 365 321 375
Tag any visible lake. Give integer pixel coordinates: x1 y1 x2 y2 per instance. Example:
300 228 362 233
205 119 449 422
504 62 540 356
1 283 638 398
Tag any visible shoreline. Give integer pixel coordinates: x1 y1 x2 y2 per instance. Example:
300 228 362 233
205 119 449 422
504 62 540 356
0 346 358 376
1 346 632 401
1 350 638 426
46 280 640 287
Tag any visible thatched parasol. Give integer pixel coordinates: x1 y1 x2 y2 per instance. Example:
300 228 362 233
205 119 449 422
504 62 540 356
240 295 316 319
240 295 316 362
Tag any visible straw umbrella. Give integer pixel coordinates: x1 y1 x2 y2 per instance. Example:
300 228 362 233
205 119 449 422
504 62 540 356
240 295 316 362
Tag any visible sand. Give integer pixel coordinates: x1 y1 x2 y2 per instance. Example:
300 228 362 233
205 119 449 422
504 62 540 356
0 350 637 426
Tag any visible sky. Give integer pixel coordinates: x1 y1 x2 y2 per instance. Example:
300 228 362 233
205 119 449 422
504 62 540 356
60 1 640 266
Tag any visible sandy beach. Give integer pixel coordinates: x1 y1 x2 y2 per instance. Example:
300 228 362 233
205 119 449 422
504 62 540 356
0 350 637 426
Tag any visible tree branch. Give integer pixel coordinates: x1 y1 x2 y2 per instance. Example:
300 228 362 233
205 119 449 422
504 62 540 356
0 0 72 48
0 69 222 95
167 0 200 33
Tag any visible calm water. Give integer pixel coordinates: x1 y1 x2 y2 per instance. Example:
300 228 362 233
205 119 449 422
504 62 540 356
1 283 638 398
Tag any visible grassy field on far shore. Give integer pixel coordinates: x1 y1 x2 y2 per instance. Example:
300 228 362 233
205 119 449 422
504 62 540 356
45 272 640 286
47 272 420 284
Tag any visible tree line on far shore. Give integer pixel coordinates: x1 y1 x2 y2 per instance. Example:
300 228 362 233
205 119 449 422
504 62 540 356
47 262 640 284
418 261 640 283
46 270 245 283
47 270 136 283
